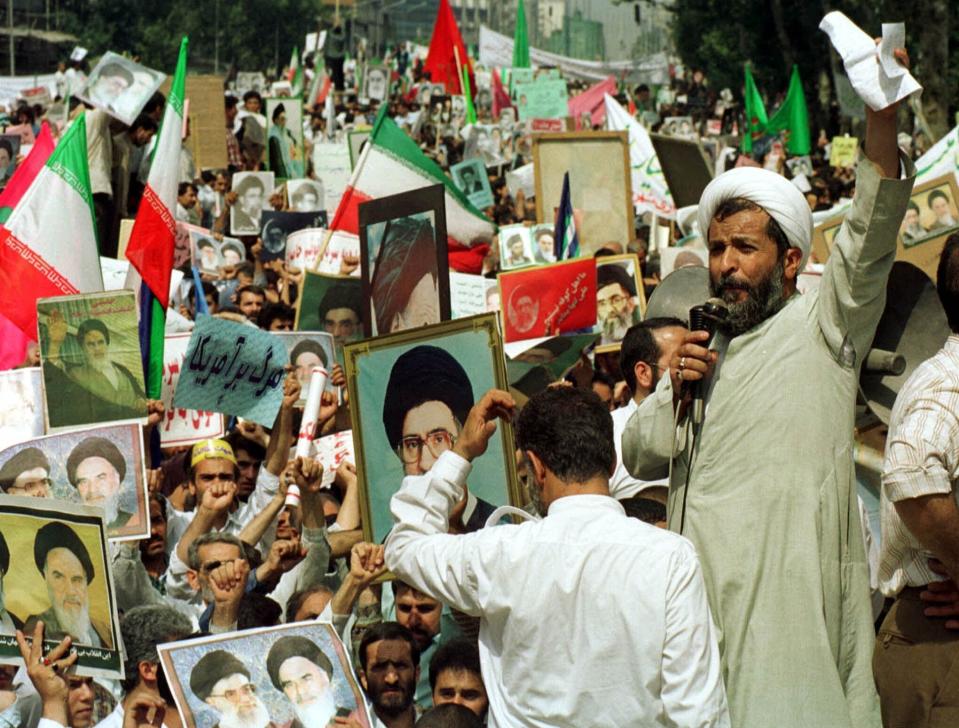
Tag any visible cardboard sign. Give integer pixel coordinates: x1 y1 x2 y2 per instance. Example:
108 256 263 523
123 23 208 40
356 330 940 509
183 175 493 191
173 317 288 427
312 142 352 214
315 230 360 277
312 429 356 488
515 79 569 121
830 136 859 167
450 272 499 319
498 258 597 342
160 333 225 447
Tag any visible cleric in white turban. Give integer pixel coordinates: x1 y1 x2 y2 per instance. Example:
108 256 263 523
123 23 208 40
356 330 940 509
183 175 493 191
623 49 916 728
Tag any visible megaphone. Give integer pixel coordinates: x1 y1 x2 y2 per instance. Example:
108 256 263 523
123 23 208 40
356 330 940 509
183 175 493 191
644 265 711 324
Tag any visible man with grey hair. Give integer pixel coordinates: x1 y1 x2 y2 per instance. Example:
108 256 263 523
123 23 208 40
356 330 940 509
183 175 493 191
622 45 916 727
93 605 193 728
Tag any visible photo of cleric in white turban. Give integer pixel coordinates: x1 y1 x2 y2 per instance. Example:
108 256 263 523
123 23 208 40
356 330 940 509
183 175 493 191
23 521 113 648
66 437 133 530
381 346 496 533
266 635 364 726
190 650 282 728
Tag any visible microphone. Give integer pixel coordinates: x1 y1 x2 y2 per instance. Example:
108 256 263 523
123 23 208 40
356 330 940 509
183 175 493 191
687 297 728 425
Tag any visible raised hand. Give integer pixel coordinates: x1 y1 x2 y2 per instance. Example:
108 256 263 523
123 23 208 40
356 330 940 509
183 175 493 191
16 623 76 723
349 542 387 584
209 558 249 605
201 480 236 513
452 389 516 462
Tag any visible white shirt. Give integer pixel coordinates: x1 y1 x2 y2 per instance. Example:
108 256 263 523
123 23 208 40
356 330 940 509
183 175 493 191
610 398 668 499
879 334 959 596
385 451 730 728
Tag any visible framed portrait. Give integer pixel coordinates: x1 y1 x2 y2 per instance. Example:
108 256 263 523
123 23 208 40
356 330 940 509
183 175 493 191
363 65 390 102
295 272 365 352
77 51 166 125
595 254 647 353
230 171 275 236
0 368 44 450
464 124 506 167
286 178 326 213
160 333 226 448
344 314 521 543
347 129 372 170
498 224 535 271
37 291 146 431
450 158 494 210
900 173 959 249
260 211 327 263
498 257 598 342
273 332 336 403
0 496 123 678
358 184 451 337
811 216 844 264
0 423 147 540
533 131 634 255
265 97 305 180
158 622 371 728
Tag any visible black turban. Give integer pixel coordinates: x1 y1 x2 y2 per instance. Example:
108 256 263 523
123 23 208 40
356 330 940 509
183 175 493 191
0 531 8 576
370 217 436 333
318 280 362 321
66 437 126 487
382 345 473 451
0 447 49 491
597 263 636 297
266 635 333 690
34 522 95 583
190 650 250 701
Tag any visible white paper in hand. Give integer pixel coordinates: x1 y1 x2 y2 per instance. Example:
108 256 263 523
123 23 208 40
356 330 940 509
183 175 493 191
819 11 921 112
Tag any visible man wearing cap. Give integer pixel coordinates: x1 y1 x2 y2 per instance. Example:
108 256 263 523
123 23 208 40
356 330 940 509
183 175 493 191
622 46 915 727
266 635 361 727
0 532 23 635
66 437 132 530
190 650 280 728
24 522 112 648
382 346 495 533
0 447 51 497
596 262 642 346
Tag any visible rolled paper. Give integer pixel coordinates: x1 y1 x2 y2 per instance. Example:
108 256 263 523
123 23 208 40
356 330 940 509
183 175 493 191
295 366 329 458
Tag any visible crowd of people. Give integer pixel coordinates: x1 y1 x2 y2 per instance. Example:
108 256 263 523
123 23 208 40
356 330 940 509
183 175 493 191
0 12 955 728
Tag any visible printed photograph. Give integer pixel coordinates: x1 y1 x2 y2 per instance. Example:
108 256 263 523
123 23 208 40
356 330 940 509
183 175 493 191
287 179 325 213
498 224 535 271
273 332 336 403
594 254 646 352
77 51 165 126
900 174 959 247
260 211 327 263
295 272 365 352
347 130 371 170
450 158 494 210
531 224 555 264
364 65 390 102
230 172 275 236
0 134 21 187
265 98 304 179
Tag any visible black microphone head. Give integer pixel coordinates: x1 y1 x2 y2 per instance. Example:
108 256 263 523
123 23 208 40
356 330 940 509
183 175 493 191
689 297 728 333
704 297 728 320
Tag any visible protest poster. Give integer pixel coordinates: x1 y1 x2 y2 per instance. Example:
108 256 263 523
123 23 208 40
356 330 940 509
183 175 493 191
312 430 355 488
661 116 697 139
450 158 494 209
21 86 52 109
659 245 708 279
363 65 390 102
172 316 288 427
498 224 536 270
295 272 364 352
265 97 305 179
260 211 327 263
172 221 196 269
77 51 166 126
648 132 714 209
285 227 328 272
287 179 326 213
230 171 275 236
506 332 600 399
182 75 228 171
595 254 646 353
498 257 598 342
311 142 352 214
358 185 451 337
160 333 225 448
273 332 336 403
506 162 535 199
0 495 123 678
515 79 569 121
829 136 858 168
344 314 520 543
0 368 44 450
0 422 148 540
158 622 371 728
348 129 371 170
37 291 146 431
315 231 361 277
533 131 634 254
234 72 267 95
450 272 500 319
464 124 507 166
509 68 535 96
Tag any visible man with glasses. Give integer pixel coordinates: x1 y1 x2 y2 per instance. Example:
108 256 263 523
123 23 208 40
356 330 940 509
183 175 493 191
382 346 495 533
596 262 642 347
0 447 51 497
191 650 280 728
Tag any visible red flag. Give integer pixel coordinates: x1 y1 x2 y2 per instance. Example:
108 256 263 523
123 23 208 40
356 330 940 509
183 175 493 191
491 68 512 119
423 0 472 94
568 75 617 130
0 121 55 218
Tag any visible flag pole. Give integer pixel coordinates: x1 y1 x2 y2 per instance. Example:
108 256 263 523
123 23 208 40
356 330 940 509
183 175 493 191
453 44 464 96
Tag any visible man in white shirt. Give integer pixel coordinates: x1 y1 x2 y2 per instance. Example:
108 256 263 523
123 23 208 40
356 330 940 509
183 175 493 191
385 386 729 727
609 317 686 500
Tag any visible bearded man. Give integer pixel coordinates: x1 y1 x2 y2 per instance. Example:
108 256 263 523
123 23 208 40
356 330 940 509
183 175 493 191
191 650 279 728
24 522 113 648
66 437 132 529
622 46 915 728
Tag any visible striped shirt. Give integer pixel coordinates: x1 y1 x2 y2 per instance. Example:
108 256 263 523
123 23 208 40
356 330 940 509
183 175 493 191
878 334 959 596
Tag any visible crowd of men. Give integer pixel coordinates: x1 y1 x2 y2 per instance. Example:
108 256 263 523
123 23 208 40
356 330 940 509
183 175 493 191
0 16 956 728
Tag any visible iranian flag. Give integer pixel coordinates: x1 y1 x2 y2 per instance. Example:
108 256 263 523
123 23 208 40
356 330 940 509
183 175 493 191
326 107 494 273
125 36 188 397
0 113 102 338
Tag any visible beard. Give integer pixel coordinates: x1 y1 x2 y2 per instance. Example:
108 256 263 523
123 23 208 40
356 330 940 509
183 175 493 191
602 309 633 342
51 594 93 644
525 469 548 518
88 490 120 523
218 698 272 728
711 257 787 337
372 684 413 717
292 691 337 726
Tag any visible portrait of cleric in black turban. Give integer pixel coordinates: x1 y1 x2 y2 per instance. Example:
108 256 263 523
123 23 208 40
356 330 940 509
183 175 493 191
345 315 519 544
358 185 450 337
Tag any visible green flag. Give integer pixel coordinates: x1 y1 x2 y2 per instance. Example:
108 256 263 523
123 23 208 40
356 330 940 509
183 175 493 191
463 65 477 124
767 65 811 155
742 63 767 154
513 0 530 68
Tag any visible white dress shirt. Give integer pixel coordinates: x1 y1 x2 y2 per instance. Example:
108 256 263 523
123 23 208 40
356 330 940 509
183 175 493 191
610 398 668 499
385 451 730 728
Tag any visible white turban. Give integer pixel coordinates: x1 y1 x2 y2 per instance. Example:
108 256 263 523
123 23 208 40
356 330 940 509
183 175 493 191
697 167 814 270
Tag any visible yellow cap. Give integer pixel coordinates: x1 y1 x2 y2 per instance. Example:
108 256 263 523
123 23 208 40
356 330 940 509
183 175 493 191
190 439 237 467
